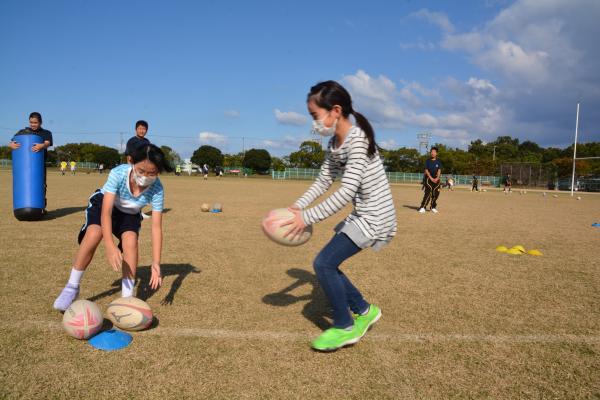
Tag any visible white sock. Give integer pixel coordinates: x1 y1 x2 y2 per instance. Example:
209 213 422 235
121 278 135 297
68 268 84 286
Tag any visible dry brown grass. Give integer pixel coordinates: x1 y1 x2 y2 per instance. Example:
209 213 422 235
1 171 599 399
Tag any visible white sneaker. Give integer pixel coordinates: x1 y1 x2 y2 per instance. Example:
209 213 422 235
418 207 426 213
141 212 151 220
431 208 439 213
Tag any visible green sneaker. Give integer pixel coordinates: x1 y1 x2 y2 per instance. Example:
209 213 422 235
311 327 361 352
354 305 382 338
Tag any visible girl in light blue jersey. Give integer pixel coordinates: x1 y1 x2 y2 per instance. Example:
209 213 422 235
54 144 171 311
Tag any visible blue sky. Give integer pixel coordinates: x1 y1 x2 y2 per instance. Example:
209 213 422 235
1 0 599 159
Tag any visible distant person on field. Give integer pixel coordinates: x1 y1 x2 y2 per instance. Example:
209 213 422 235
504 174 512 192
70 160 76 175
443 175 454 191
53 144 171 311
418 147 442 213
471 175 479 192
8 112 53 213
99 163 104 174
175 164 181 176
60 161 67 175
203 163 209 180
125 120 150 156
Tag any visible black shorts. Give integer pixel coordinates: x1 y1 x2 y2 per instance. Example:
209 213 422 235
78 190 142 249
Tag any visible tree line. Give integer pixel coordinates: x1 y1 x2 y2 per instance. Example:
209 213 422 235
1 135 598 177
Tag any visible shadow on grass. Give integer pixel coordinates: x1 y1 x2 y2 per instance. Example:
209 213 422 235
142 208 171 217
87 263 200 306
402 205 421 211
44 206 87 220
262 268 332 330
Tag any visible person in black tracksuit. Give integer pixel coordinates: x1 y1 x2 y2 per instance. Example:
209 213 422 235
472 175 479 191
418 147 442 213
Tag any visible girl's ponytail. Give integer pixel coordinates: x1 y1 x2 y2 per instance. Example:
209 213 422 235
350 109 377 158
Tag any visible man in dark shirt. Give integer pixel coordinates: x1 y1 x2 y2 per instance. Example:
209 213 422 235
9 112 53 213
504 174 512 193
472 175 479 192
418 146 442 213
125 120 150 156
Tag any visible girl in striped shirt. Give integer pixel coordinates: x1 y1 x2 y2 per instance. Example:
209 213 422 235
284 81 397 351
54 144 171 311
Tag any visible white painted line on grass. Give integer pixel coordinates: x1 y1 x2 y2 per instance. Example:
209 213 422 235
6 320 600 344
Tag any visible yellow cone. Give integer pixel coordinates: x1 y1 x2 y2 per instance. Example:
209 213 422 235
506 248 523 255
495 246 508 253
511 245 526 253
528 249 543 256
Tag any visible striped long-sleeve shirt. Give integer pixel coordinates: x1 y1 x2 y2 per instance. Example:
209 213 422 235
294 126 397 250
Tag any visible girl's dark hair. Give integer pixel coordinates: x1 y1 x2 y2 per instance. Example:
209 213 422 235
307 80 378 157
135 120 148 130
29 112 42 123
129 143 172 173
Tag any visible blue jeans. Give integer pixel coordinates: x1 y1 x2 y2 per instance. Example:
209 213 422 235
313 232 370 329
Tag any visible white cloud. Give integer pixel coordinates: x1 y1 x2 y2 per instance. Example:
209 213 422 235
224 110 240 118
379 138 399 150
408 0 600 146
410 9 455 33
343 69 510 147
199 131 227 144
399 41 436 51
261 135 305 149
274 109 308 126
343 70 397 102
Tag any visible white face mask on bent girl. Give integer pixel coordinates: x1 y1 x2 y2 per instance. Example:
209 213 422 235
312 113 338 137
132 168 157 187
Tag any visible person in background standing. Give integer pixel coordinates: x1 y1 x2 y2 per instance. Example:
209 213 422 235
8 112 53 214
418 147 442 214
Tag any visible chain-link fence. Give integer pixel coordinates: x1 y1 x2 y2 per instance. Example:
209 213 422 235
499 163 556 187
273 168 502 186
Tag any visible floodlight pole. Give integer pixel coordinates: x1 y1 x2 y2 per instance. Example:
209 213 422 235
570 102 580 197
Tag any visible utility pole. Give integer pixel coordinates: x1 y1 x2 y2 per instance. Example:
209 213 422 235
570 102 580 197
493 146 496 162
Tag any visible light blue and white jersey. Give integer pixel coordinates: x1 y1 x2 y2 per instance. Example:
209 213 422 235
101 164 164 214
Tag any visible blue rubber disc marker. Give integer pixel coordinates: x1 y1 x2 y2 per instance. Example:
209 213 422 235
88 329 132 351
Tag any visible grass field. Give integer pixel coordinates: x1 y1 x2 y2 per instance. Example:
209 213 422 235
1 170 599 399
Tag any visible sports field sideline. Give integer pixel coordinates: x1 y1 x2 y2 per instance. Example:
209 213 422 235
1 171 599 399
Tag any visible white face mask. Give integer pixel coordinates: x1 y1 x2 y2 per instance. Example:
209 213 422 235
312 113 337 137
132 167 156 187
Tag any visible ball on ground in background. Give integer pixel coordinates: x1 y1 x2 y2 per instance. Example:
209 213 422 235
577 196 581 200
212 203 223 212
106 297 153 331
62 300 103 339
262 208 313 246
201 203 210 212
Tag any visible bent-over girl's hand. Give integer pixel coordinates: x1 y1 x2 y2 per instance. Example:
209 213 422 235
281 207 307 239
106 245 123 272
150 262 162 290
